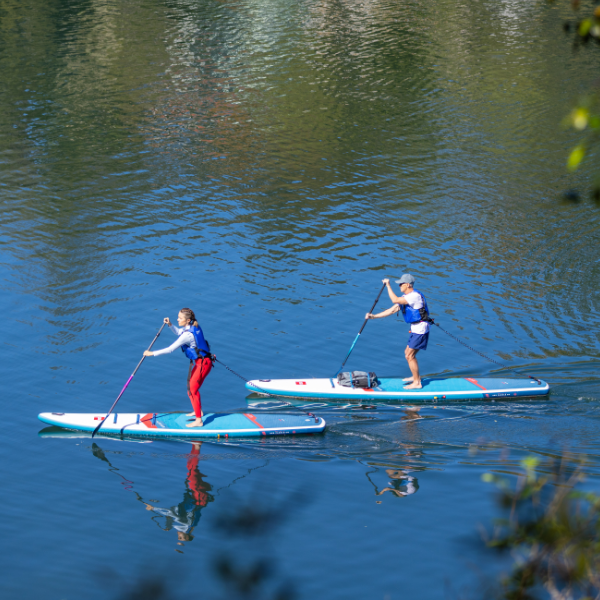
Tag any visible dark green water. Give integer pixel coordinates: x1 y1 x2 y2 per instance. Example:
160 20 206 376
2 0 600 598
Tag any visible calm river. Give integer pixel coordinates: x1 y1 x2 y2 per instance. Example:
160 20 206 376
2 0 600 598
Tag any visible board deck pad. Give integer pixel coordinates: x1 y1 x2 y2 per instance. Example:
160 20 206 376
38 412 326 438
246 376 550 401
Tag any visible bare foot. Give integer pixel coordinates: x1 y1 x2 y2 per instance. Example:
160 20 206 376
402 377 414 383
403 382 423 390
186 418 204 428
187 411 203 417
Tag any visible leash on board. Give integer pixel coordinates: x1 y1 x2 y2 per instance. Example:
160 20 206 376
213 357 321 422
92 322 167 438
427 318 543 385
334 283 387 376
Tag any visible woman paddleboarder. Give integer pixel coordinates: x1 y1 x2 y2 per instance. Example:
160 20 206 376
144 308 213 427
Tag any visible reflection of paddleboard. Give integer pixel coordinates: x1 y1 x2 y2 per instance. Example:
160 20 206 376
38 412 326 438
246 376 550 402
38 426 153 442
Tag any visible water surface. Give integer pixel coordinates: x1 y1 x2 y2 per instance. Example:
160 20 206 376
1 0 600 598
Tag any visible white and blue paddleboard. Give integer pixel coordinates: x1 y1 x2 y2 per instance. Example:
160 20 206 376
246 376 550 402
38 411 326 438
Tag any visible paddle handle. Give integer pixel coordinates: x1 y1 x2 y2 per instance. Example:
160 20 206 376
358 283 387 335
92 322 166 437
335 283 387 376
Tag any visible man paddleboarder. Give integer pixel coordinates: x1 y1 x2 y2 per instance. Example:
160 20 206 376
365 274 431 390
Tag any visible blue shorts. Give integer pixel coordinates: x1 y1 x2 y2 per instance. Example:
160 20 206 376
407 332 429 351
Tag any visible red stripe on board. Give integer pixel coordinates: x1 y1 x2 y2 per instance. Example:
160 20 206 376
465 378 487 391
141 413 157 429
243 413 264 429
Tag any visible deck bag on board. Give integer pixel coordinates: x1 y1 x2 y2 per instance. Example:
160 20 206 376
337 371 379 388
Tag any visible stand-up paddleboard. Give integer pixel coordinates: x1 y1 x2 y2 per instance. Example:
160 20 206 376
246 376 550 402
38 411 326 438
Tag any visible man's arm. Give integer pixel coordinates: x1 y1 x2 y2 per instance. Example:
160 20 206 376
366 305 400 319
383 278 407 304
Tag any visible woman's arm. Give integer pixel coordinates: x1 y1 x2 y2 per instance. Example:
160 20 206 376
169 323 182 336
144 331 194 356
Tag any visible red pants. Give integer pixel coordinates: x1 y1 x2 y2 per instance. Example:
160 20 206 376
187 357 212 418
186 445 212 506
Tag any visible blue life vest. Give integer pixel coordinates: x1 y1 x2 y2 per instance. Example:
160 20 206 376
181 324 212 361
400 289 430 324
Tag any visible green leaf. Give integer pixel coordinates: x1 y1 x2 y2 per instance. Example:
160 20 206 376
521 456 540 470
589 115 600 130
573 108 589 130
568 145 586 171
579 19 592 37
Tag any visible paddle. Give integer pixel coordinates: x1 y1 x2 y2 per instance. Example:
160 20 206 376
334 282 387 376
91 322 166 438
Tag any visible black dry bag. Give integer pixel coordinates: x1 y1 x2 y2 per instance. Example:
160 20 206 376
337 371 379 389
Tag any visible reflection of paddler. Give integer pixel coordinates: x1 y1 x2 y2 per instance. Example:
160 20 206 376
141 442 214 542
378 469 418 498
401 406 422 421
366 468 419 498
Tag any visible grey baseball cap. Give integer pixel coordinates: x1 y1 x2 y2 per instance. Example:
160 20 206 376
395 273 415 285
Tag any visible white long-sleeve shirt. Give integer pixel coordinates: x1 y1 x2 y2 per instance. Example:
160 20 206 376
153 324 196 357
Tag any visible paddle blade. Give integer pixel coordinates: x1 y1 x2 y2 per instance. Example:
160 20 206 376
91 420 104 438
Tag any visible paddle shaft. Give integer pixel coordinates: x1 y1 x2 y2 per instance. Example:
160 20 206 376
335 283 387 376
92 322 166 437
